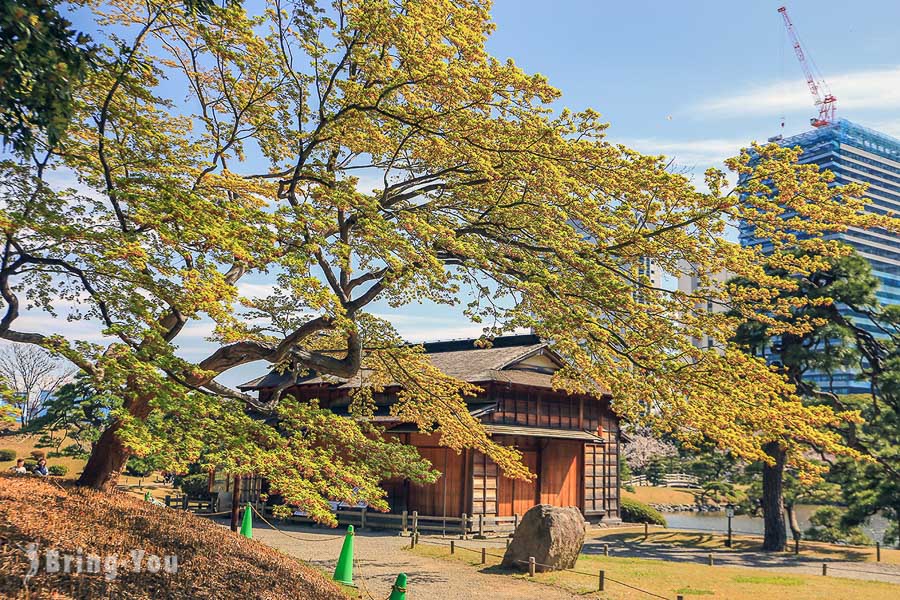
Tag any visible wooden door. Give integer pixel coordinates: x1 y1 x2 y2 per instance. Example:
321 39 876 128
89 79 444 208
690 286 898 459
539 440 582 508
497 450 538 517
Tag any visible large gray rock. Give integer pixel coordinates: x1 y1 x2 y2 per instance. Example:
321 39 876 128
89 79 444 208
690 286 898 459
501 504 586 572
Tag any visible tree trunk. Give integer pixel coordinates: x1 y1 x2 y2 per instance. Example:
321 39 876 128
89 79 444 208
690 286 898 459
785 500 802 545
77 390 151 491
77 420 130 490
761 441 788 551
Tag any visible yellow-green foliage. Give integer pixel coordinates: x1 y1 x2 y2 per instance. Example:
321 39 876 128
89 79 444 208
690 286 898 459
0 0 897 516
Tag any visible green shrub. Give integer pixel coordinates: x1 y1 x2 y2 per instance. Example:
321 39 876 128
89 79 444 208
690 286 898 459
125 455 162 477
0 449 16 461
804 506 872 545
48 465 69 476
621 497 667 526
23 459 37 470
30 449 46 460
177 473 210 498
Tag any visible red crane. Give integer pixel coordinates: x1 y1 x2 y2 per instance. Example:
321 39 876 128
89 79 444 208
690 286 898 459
778 5 837 128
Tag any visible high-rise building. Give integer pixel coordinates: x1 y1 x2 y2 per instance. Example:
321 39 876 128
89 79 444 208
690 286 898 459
676 263 733 351
739 119 900 394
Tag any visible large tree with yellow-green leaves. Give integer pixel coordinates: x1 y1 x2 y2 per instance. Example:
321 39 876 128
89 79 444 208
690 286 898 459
1 0 896 523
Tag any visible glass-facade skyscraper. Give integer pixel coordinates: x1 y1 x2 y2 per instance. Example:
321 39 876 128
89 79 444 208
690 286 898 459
739 119 900 394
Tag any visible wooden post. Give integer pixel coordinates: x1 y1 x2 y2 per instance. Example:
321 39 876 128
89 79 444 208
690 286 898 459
603 543 609 557
230 475 241 532
506 538 510 550
598 570 605 591
476 513 485 539
461 512 468 539
412 510 418 536
401 510 408 536
644 522 649 536
528 556 535 577
707 553 713 566
481 547 486 565
794 539 799 555
414 531 420 547
876 542 881 562
410 533 416 549
822 563 827 576
360 506 367 530
450 540 455 554
182 495 189 510
164 495 170 508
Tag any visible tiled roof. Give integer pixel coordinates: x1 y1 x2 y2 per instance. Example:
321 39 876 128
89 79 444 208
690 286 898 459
238 335 560 391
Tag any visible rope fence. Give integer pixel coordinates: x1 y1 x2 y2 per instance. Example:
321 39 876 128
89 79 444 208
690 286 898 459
249 504 345 543
413 537 675 599
823 563 900 578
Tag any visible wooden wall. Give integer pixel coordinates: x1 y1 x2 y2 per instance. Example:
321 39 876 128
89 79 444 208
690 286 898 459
476 436 583 517
498 450 537 516
539 440 582 508
383 432 468 517
583 414 620 519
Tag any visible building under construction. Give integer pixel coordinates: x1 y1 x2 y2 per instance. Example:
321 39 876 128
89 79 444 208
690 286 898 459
739 119 900 394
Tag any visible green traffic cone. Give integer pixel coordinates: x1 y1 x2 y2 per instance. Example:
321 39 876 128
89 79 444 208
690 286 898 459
144 491 151 502
388 573 408 600
332 525 355 586
239 503 253 539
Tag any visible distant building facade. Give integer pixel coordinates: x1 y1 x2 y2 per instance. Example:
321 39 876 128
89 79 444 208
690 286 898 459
739 119 900 394
676 263 733 351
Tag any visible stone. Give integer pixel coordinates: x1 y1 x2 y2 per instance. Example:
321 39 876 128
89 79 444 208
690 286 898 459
501 504 586 572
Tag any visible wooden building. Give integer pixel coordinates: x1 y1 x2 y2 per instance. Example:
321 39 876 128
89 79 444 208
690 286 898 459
238 334 622 523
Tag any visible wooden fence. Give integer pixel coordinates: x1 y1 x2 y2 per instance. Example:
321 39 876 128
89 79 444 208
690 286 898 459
165 494 521 537
623 473 699 488
163 495 220 513
262 505 521 537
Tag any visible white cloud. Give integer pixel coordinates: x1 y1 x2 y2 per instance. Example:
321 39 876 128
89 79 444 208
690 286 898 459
236 282 274 298
693 67 900 117
623 137 749 168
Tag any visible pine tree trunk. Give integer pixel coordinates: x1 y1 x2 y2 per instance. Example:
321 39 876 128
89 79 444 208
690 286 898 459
785 501 802 545
762 441 787 551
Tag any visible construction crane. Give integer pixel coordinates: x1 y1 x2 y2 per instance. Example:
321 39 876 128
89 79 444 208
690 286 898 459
778 5 837 128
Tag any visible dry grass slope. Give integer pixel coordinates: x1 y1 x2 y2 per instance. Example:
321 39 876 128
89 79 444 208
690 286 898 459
0 475 347 599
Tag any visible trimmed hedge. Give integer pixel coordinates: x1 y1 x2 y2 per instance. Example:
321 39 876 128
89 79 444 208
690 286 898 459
621 497 667 526
48 465 69 476
0 449 16 462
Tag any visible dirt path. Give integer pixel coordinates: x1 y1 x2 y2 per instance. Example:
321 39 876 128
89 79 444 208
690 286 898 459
245 521 577 600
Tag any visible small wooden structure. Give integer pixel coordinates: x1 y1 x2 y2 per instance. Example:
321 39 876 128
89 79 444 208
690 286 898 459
236 334 622 523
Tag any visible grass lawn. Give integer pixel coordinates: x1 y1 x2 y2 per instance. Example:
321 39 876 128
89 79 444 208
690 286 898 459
0 431 175 499
622 486 699 505
591 526 900 566
412 542 900 600
0 431 87 477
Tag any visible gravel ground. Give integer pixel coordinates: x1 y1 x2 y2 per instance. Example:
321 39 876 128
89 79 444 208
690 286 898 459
241 520 578 599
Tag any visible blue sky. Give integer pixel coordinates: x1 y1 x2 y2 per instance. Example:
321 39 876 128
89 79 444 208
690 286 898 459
11 0 900 389
485 0 900 171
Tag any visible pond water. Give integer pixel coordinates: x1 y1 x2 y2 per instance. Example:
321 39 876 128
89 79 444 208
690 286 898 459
663 504 890 543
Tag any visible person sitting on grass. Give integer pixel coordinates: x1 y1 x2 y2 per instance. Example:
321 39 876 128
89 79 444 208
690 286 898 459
33 458 48 477
9 458 26 474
